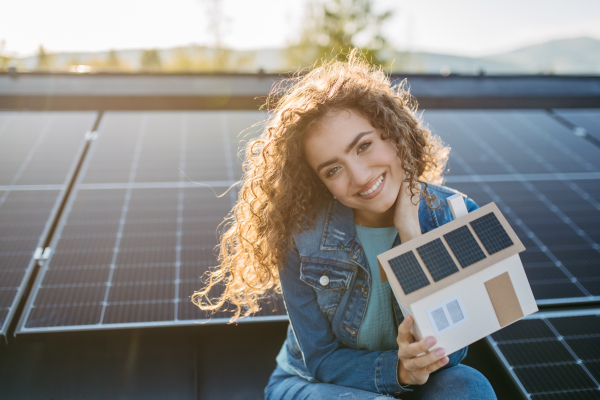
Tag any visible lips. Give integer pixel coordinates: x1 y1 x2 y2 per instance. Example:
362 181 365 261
355 173 386 199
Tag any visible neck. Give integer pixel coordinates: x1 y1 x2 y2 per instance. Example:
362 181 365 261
353 207 395 228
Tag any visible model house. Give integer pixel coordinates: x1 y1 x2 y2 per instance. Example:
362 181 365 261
377 194 538 356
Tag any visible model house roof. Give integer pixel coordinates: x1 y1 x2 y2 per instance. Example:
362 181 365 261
378 201 526 306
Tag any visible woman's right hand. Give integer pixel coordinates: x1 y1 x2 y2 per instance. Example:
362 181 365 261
397 315 449 385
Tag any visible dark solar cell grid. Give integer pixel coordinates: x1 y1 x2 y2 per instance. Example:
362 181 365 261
443 225 486 268
25 305 102 328
0 112 95 186
514 364 598 393
566 338 600 361
587 361 600 381
0 190 62 334
554 109 600 141
490 313 600 399
491 319 555 341
416 239 459 281
531 390 600 400
470 212 514 255
498 340 575 366
103 301 175 324
389 251 430 295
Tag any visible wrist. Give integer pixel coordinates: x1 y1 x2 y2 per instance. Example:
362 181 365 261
396 225 421 243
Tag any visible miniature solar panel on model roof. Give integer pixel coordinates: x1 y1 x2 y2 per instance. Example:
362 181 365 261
378 194 538 356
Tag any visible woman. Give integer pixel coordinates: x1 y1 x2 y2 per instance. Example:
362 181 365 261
194 50 496 399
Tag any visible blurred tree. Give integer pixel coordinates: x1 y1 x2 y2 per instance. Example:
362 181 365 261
285 0 393 69
105 49 123 71
199 0 232 71
140 49 162 71
36 45 55 70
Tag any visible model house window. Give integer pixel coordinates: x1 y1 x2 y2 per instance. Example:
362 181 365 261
427 296 468 335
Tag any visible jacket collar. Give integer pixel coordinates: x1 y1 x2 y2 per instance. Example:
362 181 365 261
320 184 438 252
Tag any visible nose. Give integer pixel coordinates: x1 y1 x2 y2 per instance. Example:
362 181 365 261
347 160 371 189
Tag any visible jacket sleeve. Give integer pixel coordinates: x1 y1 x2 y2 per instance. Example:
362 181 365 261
279 245 410 396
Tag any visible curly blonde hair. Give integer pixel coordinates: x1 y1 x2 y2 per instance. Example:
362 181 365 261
193 49 449 321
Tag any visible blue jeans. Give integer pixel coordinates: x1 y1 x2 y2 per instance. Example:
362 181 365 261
265 365 497 400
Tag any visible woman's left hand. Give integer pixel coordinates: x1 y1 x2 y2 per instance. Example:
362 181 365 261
394 180 422 243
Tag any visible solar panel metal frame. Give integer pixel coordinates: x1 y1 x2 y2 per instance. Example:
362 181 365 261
486 308 600 400
0 112 95 338
15 112 287 335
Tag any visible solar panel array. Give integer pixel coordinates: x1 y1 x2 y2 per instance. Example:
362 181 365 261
488 309 600 399
2 108 597 339
0 111 96 337
427 110 600 305
443 226 486 268
416 238 459 281
17 112 286 333
389 251 430 295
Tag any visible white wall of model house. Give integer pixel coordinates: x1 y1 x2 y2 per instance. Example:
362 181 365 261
403 254 538 356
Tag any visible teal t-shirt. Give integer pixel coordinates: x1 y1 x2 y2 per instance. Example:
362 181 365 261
354 224 399 351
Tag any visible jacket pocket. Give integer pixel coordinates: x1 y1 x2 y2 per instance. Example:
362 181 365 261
300 258 355 321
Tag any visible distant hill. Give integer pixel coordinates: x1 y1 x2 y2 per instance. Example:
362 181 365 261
481 37 600 74
11 37 600 75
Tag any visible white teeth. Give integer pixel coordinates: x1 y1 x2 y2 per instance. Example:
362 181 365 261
359 175 384 196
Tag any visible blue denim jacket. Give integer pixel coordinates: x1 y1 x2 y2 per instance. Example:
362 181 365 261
275 183 479 397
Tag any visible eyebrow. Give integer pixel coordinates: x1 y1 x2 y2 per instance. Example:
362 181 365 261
316 131 373 173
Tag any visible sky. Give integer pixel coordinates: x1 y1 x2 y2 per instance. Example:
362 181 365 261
1 0 599 58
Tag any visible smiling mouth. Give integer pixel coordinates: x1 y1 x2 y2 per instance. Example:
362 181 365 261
357 173 385 197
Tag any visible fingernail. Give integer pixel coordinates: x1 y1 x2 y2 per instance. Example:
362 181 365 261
435 348 445 357
442 356 449 364
426 337 436 346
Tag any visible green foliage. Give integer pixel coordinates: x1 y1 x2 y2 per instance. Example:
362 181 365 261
140 49 162 71
285 0 394 70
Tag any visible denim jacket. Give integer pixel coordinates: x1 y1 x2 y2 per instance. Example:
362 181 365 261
275 183 479 396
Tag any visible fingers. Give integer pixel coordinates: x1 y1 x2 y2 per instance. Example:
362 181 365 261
424 356 449 374
396 315 414 344
408 347 447 371
398 334 436 359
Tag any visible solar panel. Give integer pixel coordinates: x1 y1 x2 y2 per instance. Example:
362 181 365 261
389 251 430 295
17 111 285 334
553 109 600 141
488 309 600 399
470 213 514 255
0 111 96 338
425 110 600 306
416 238 459 281
443 226 486 268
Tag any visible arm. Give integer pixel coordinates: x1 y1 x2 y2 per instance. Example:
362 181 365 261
279 246 408 396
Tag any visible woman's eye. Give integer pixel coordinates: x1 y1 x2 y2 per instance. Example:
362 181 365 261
358 141 371 153
326 166 341 177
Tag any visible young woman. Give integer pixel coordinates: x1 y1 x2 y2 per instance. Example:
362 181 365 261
194 50 497 399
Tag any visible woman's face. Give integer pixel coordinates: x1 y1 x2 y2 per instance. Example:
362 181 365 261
304 108 405 226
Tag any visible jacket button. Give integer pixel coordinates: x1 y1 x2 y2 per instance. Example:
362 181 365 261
319 275 330 286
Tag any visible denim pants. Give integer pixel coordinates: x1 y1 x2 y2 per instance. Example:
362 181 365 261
264 364 497 400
